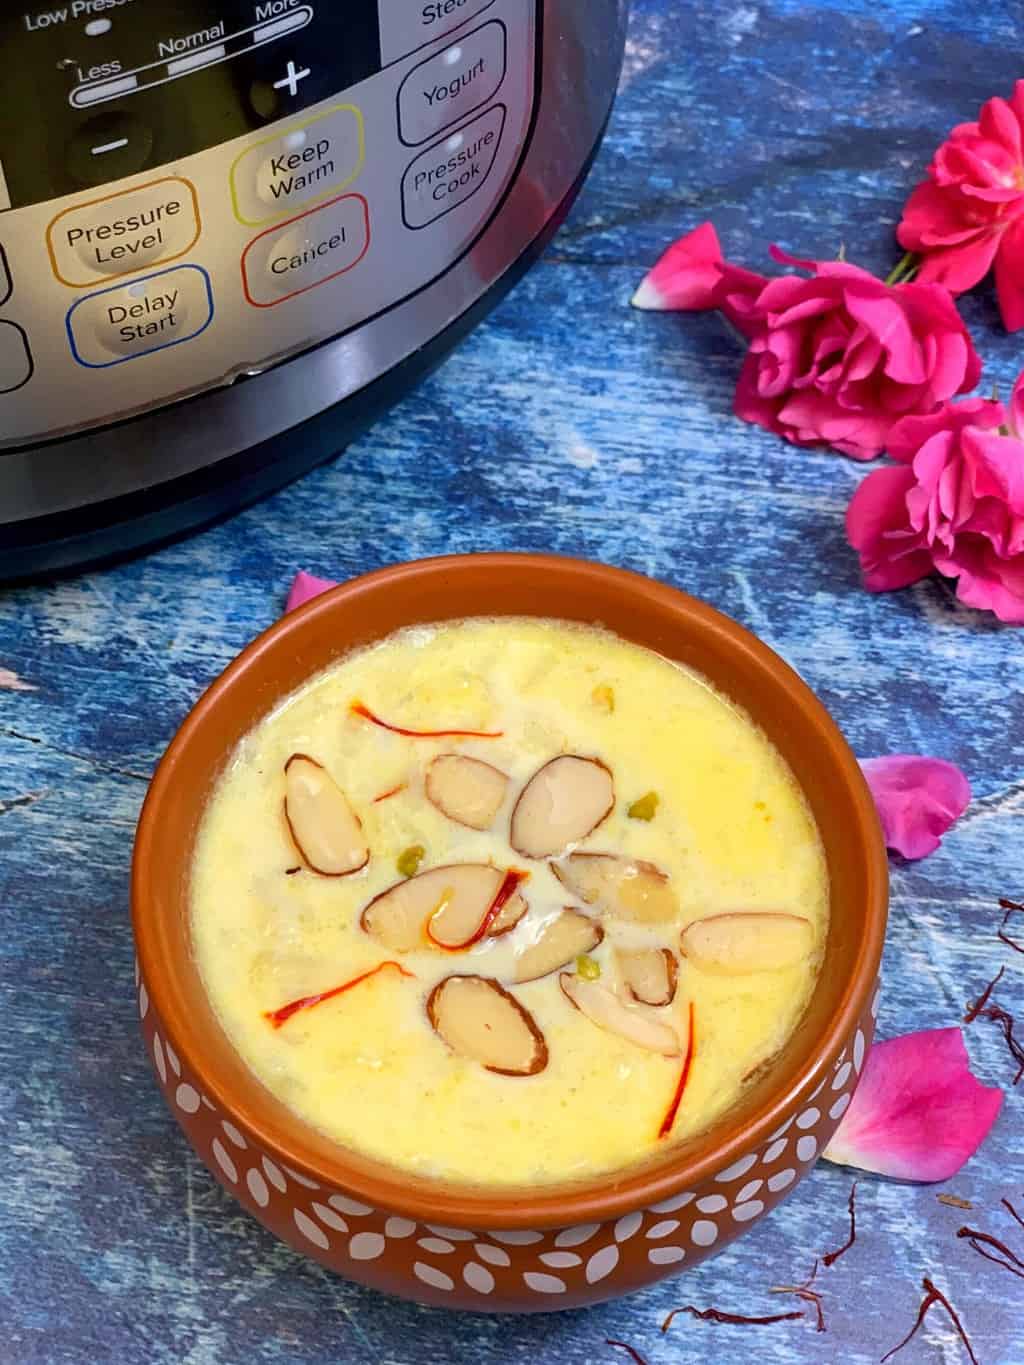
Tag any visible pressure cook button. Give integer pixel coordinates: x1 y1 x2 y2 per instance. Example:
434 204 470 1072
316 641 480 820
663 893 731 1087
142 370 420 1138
230 104 364 227
47 176 201 289
66 264 213 368
0 320 32 394
241 194 370 307
378 0 496 64
398 21 506 147
401 104 505 230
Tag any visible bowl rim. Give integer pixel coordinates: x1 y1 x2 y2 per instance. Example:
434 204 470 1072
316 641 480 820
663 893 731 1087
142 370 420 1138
133 552 888 1229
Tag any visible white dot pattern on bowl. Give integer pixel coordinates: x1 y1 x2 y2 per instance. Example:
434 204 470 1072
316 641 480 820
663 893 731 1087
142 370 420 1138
646 1219 680 1240
464 1262 495 1294
246 1169 270 1208
312 1203 348 1233
211 1138 237 1184
768 1168 797 1193
349 1232 386 1261
524 1272 566 1294
294 1209 329 1250
175 1082 199 1114
585 1245 619 1283
138 975 873 1302
414 1262 454 1292
138 982 148 1020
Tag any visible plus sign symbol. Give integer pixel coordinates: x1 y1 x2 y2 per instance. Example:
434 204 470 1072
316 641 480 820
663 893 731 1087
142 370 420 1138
273 60 311 97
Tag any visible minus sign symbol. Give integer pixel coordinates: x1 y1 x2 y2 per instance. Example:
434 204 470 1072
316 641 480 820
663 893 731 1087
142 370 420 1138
91 137 129 155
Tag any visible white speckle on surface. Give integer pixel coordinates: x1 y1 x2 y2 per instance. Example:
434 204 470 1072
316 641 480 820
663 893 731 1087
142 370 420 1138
221 1121 247 1149
733 1200 765 1223
490 1229 544 1245
767 1116 795 1141
736 1179 763 1202
585 1245 620 1283
646 1219 680 1240
165 1043 180 1077
425 1224 474 1240
329 1193 372 1215
175 1083 199 1114
413 1262 453 1291
555 1222 600 1247
211 1139 237 1184
615 1211 643 1242
541 1251 582 1268
832 1061 853 1091
696 1195 728 1214
417 1237 455 1255
262 1157 287 1192
0 668 37 691
293 1209 329 1249
691 1220 718 1248
284 1165 320 1190
312 1202 348 1232
797 1107 820 1130
152 1033 165 1084
524 1272 567 1294
762 1138 788 1164
349 1232 386 1261
566 441 600 470
386 1217 416 1239
715 1153 758 1183
246 1168 269 1207
768 1168 797 1193
650 1192 695 1213
796 1136 818 1163
854 1030 866 1073
138 982 149 1021
830 1093 852 1121
463 1261 495 1294
649 1246 686 1266
475 1243 511 1267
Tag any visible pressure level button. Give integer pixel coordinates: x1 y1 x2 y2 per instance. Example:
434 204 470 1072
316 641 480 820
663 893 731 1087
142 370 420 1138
47 177 201 288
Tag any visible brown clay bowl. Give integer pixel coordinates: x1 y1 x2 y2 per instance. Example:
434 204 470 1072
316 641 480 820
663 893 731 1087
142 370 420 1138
131 553 888 1311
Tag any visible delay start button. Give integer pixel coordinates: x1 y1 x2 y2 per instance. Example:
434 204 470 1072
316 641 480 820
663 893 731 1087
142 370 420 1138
47 177 201 289
401 104 505 230
66 264 213 368
241 194 370 307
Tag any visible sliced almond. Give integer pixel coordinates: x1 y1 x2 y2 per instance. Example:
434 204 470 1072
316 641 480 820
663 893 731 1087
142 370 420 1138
427 975 548 1076
509 755 615 860
425 754 509 831
680 912 814 974
553 853 677 925
360 864 527 952
283 754 368 877
559 973 681 1055
512 909 604 983
616 947 678 1006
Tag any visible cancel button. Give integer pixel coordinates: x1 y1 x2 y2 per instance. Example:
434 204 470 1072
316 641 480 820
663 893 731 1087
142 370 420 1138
242 194 370 307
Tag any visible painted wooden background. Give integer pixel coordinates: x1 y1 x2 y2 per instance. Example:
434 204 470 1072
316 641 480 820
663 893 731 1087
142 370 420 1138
2 1 1022 1361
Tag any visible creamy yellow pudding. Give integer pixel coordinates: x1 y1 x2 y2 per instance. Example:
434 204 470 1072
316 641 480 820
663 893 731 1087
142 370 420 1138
191 618 828 1186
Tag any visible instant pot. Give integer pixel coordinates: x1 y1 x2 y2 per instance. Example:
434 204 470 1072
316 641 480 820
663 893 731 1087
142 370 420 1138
0 0 628 576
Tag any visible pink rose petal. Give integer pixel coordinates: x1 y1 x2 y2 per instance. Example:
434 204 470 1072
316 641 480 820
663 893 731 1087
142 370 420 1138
631 222 726 311
859 755 971 859
823 1028 1002 1181
285 570 338 614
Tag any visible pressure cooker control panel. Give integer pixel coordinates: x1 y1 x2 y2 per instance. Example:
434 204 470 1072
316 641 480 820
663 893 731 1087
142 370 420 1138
0 0 538 447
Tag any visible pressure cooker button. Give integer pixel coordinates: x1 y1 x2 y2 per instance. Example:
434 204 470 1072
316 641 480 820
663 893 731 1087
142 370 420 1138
379 0 496 64
66 265 213 368
398 21 506 147
230 104 364 227
241 194 370 307
401 104 505 230
0 321 32 394
47 177 201 289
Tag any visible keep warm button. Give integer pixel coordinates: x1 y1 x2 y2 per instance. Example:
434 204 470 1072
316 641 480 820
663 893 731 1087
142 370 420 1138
66 264 213 368
242 194 370 307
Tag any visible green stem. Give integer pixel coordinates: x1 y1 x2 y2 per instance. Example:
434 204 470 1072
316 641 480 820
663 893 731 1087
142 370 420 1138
884 251 919 286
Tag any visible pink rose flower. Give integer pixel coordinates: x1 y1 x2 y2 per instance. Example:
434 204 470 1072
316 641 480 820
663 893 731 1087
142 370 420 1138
897 82 1024 332
823 1028 1002 1181
846 375 1024 622
633 225 981 460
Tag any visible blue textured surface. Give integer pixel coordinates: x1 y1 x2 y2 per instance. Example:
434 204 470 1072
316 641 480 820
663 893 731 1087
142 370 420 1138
2 3 1024 1362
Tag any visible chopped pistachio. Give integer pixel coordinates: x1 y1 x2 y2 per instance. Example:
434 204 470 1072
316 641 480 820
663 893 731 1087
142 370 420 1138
576 954 601 981
627 791 659 822
591 684 615 713
396 844 425 878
